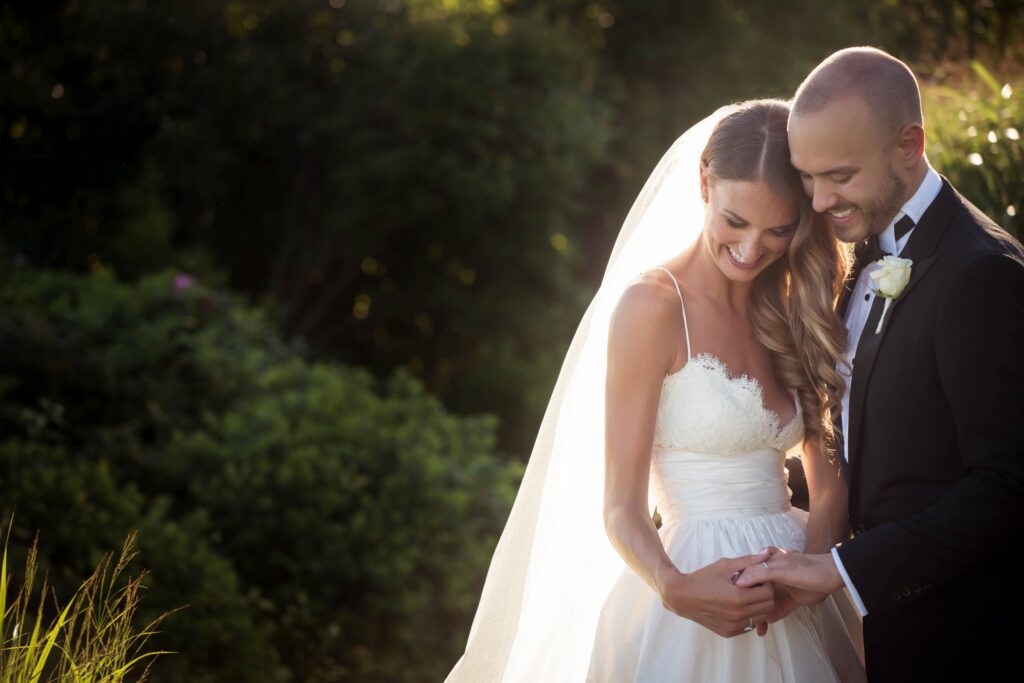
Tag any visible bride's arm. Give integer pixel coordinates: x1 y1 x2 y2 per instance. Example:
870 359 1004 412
602 278 773 638
601 280 680 594
800 437 850 554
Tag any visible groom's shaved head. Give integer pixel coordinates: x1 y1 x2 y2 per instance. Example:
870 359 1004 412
792 47 922 137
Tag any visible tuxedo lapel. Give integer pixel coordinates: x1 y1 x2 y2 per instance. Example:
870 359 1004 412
846 295 886 472
846 178 960 477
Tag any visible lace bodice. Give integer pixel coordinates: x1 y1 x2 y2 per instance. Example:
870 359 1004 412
653 352 804 454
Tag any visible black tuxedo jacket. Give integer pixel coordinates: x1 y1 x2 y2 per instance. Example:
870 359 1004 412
834 177 1024 681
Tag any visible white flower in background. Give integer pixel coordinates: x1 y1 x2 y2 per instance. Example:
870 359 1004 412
869 255 913 333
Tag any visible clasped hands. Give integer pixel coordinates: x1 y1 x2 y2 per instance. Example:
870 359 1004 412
656 546 844 638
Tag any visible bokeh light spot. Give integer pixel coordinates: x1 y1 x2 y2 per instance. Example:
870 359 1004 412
353 293 371 319
550 233 569 252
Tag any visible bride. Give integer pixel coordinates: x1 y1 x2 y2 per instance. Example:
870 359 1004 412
445 100 866 682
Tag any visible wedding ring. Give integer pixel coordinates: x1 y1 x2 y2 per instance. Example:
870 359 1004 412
743 617 754 633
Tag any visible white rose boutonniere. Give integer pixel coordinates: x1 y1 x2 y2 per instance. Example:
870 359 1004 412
869 255 913 333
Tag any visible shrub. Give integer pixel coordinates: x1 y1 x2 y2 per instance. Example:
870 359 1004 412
0 266 521 682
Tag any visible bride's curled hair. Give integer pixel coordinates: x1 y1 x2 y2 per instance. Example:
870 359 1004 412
701 99 850 457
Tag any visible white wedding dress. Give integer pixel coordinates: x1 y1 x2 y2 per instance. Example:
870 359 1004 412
586 267 866 683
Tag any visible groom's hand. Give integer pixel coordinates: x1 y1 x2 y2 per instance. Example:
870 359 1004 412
734 547 841 602
658 552 776 638
764 547 831 607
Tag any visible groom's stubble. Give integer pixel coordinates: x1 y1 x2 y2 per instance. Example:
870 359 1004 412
841 160 907 244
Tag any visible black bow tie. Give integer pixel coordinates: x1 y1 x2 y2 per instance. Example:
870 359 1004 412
893 214 915 242
854 215 915 266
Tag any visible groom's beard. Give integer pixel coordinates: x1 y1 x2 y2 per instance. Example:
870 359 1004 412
864 163 908 239
827 163 907 244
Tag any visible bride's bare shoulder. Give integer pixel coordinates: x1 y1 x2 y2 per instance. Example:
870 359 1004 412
618 267 681 305
605 269 683 380
609 268 683 339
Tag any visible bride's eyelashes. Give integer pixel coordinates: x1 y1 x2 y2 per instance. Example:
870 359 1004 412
723 214 797 239
723 210 749 228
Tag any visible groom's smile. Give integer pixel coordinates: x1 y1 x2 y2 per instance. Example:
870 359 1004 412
822 203 859 230
826 205 855 221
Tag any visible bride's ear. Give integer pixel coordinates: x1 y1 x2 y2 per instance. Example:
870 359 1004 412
699 161 709 203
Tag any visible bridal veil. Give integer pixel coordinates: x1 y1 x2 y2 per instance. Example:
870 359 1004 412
444 105 739 682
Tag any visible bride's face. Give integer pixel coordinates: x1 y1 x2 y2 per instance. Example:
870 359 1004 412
700 175 800 282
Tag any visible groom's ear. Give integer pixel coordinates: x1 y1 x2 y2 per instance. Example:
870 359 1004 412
894 123 926 168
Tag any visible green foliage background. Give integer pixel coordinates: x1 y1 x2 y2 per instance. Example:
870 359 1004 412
1 0 1022 680
0 268 522 681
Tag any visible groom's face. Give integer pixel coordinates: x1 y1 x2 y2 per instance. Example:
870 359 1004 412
787 96 907 244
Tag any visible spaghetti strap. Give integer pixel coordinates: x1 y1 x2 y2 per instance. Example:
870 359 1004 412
654 266 692 361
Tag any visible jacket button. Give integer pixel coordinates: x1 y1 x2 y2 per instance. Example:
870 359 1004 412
855 524 867 536
911 583 921 593
901 586 912 598
891 591 902 602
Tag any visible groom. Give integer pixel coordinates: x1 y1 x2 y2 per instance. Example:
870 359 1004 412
736 47 1024 680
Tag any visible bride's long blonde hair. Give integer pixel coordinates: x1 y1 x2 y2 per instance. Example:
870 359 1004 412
701 99 850 456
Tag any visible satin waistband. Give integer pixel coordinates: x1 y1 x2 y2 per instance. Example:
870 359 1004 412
650 447 792 523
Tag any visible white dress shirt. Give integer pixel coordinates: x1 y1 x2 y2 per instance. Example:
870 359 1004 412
830 163 943 617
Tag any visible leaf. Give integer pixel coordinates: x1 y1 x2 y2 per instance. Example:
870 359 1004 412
971 61 1002 98
0 516 9 659
29 595 77 683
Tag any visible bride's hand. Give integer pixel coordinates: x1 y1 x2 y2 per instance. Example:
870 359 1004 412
752 583 800 636
658 552 776 638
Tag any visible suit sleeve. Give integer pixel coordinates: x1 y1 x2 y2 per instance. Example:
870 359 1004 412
834 251 1024 614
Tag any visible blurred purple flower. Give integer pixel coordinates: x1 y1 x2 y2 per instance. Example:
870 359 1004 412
173 273 197 291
